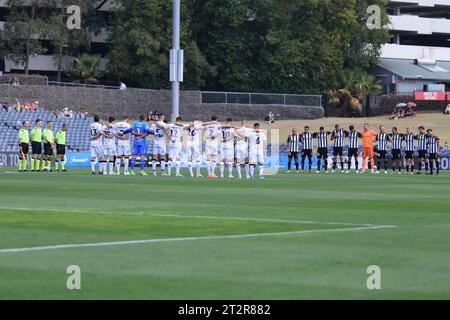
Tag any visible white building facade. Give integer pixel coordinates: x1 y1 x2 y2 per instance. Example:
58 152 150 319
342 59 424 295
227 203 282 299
0 0 116 77
373 0 450 94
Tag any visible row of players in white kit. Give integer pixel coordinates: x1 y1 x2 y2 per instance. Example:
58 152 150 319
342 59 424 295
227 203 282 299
90 115 267 179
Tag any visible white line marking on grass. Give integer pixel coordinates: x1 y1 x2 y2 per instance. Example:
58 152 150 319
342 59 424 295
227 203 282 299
0 225 395 254
0 207 379 227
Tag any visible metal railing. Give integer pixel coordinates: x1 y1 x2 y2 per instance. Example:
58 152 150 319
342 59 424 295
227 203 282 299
47 81 120 90
200 91 322 107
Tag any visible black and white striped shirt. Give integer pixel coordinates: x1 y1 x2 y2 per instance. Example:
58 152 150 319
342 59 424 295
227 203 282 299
404 133 415 152
314 132 329 149
347 131 360 149
332 129 346 148
376 133 389 151
416 133 428 151
287 134 300 152
390 133 403 150
427 136 439 154
300 132 313 150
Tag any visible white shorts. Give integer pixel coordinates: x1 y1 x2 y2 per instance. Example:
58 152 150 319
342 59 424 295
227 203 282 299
205 140 218 156
103 145 117 157
235 144 248 162
153 143 167 156
117 145 131 156
168 142 183 159
90 145 103 158
186 144 200 161
249 151 264 164
220 143 235 162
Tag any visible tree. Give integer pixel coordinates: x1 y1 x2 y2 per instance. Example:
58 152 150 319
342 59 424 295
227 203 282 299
329 69 381 117
0 0 51 74
106 0 215 89
46 0 93 82
191 0 389 94
0 0 95 78
73 54 102 82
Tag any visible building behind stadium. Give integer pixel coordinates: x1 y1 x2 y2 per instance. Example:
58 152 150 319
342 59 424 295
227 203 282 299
0 0 449 91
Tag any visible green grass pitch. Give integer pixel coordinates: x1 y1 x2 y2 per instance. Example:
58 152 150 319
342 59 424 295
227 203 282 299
0 167 449 300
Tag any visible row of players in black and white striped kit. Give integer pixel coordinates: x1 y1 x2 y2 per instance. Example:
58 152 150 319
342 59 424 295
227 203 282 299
286 124 441 175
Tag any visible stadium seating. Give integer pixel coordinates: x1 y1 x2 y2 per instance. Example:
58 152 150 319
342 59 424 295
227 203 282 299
0 107 156 153
0 107 93 153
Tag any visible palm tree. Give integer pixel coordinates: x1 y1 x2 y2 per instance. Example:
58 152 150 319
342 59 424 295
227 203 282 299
73 54 102 82
329 69 381 117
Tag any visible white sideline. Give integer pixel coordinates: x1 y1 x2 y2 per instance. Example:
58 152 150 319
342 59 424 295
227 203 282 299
0 206 377 227
0 225 395 254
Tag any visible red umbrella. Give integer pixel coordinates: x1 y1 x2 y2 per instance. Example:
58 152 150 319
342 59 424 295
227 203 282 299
407 102 417 107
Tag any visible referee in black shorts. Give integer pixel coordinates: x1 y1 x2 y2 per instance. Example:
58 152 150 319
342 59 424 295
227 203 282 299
55 123 67 172
286 128 300 173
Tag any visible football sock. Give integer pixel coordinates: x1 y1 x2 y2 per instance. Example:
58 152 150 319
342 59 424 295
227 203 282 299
220 162 225 177
115 158 122 173
250 165 255 178
188 162 193 176
176 161 181 175
196 162 201 176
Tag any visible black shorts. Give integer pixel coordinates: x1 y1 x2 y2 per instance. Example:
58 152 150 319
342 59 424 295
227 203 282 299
31 141 42 155
288 152 299 158
333 147 343 156
302 149 312 158
44 143 53 157
348 148 358 158
405 151 414 159
19 143 29 155
378 150 388 159
418 150 427 158
428 153 438 160
317 148 328 159
56 144 66 156
391 149 401 160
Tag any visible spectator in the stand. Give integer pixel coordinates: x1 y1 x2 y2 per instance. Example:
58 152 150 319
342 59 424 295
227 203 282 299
24 101 38 111
15 99 21 112
390 107 405 120
405 105 416 118
78 107 89 119
62 107 73 118
265 111 275 124
119 81 127 90
147 110 159 121
444 103 450 115
12 77 19 87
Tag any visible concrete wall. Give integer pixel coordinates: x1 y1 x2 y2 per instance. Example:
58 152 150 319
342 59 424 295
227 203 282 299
0 84 324 121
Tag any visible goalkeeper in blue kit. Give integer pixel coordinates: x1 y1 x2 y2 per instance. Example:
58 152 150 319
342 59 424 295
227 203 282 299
124 115 154 176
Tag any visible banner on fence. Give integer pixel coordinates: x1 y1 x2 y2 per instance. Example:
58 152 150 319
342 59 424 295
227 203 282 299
1 152 450 171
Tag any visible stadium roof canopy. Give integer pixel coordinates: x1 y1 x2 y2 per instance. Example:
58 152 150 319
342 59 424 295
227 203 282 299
376 58 450 81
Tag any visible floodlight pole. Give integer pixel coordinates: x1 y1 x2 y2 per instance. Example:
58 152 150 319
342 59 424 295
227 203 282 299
170 0 183 122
